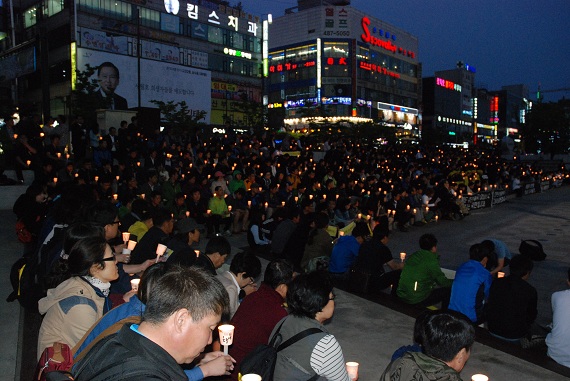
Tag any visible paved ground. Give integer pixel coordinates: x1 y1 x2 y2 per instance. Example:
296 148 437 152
1 181 569 380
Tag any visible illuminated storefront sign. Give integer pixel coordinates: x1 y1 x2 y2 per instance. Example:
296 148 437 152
223 47 252 59
359 61 400 79
325 57 348 65
284 98 318 108
490 96 499 124
269 60 316 73
378 101 418 115
185 3 259 36
322 97 351 105
436 77 461 92
267 102 283 108
361 17 415 58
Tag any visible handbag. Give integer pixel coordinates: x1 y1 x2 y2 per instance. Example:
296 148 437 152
16 219 33 243
348 268 372 293
35 342 74 381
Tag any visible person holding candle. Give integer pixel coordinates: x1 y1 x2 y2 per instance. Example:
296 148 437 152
130 207 174 265
351 227 404 295
448 243 493 324
396 234 453 309
480 238 513 276
328 222 370 288
271 271 352 381
226 188 250 234
37 236 119 359
72 266 234 381
166 218 201 268
208 185 232 237
193 236 231 276
381 311 475 381
301 212 334 273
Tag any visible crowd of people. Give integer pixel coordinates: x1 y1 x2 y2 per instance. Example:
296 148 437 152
7 112 570 380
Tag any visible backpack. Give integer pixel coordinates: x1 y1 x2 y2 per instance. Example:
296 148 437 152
6 255 44 311
239 319 322 381
35 342 74 381
16 219 33 243
519 239 546 261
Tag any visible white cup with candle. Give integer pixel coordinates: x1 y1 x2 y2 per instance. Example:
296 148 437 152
241 374 262 381
497 271 505 278
122 232 130 245
130 278 140 292
127 240 137 251
400 252 406 262
156 243 167 263
218 324 235 355
471 375 488 381
346 362 359 381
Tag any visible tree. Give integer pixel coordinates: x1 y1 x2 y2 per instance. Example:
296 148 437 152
70 64 109 125
523 101 569 154
150 100 207 137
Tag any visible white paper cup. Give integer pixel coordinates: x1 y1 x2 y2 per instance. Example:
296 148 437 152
497 272 505 278
346 361 359 380
130 278 140 292
156 243 167 255
127 240 137 250
218 324 235 346
400 252 406 261
122 232 130 242
241 375 262 381
471 375 489 381
122 248 131 255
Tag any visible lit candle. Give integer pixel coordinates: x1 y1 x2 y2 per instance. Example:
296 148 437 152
228 205 232 212
122 232 130 244
127 240 137 251
26 160 31 166
155 243 167 263
346 362 359 381
195 250 200 258
218 324 235 355
400 252 406 262
94 176 99 182
113 193 118 200
471 375 488 381
140 193 145 199
207 209 211 215
497 272 505 278
357 213 362 219
186 211 190 217
247 200 252 207
130 278 140 292
53 177 58 184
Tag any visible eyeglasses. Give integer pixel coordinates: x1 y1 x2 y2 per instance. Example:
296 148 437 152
101 254 116 262
109 220 121 226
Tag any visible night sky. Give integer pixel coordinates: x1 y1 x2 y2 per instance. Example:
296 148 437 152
239 0 570 102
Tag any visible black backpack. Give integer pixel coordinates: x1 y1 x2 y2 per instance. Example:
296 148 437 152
6 255 44 311
519 239 546 261
239 319 321 381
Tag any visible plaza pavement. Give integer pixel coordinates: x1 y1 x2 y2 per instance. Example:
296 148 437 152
1 175 569 380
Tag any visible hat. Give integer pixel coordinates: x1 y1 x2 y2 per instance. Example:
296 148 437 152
176 218 199 234
215 171 224 178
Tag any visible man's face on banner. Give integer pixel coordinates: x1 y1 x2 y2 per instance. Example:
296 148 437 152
98 66 120 95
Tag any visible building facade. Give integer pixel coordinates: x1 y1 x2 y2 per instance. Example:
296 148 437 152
265 1 421 136
0 0 264 128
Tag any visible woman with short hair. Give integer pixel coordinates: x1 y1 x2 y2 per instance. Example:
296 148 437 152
270 271 351 381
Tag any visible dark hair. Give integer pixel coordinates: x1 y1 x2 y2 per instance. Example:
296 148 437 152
97 61 120 78
229 251 262 280
413 310 433 345
83 201 118 227
480 240 495 253
152 207 173 227
138 262 171 305
351 222 370 239
469 243 490 262
421 310 475 362
205 236 231 256
263 259 294 289
372 225 389 241
67 236 110 277
307 212 329 245
143 266 229 324
287 271 333 319
419 233 437 251
509 254 533 278
63 223 105 255
131 198 150 217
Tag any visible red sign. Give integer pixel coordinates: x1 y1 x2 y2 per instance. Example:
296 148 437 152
269 60 316 73
360 17 416 59
359 61 401 79
325 57 348 65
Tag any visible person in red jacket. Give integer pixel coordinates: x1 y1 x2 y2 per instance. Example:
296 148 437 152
228 259 294 380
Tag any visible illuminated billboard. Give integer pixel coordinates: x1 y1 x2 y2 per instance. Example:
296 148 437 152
77 48 211 123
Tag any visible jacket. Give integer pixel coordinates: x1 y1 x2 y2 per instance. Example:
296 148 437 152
74 324 187 381
301 229 333 271
37 277 107 360
380 351 463 381
397 249 453 304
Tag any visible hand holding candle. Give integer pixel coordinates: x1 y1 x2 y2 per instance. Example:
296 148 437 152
130 278 140 292
156 243 167 263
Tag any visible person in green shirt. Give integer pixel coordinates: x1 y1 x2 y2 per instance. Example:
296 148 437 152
397 233 453 309
228 170 245 195
208 186 231 236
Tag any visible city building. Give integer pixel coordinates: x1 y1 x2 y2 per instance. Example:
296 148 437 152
265 0 421 138
0 0 265 129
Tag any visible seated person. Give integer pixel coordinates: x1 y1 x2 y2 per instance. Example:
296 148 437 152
352 227 404 294
328 222 370 287
130 207 174 265
381 311 475 380
216 251 261 319
208 185 231 237
397 234 453 309
546 267 570 367
448 243 493 324
390 310 431 361
192 236 230 275
486 254 538 343
481 238 512 276
230 259 294 380
166 218 201 268
72 266 235 380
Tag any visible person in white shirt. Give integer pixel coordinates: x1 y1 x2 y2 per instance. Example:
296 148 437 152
546 268 570 368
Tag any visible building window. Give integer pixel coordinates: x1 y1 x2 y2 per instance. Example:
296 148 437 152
24 6 38 28
140 8 160 29
208 25 223 45
43 0 65 17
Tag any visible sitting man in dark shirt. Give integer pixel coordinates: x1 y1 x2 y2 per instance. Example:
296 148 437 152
486 254 538 343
